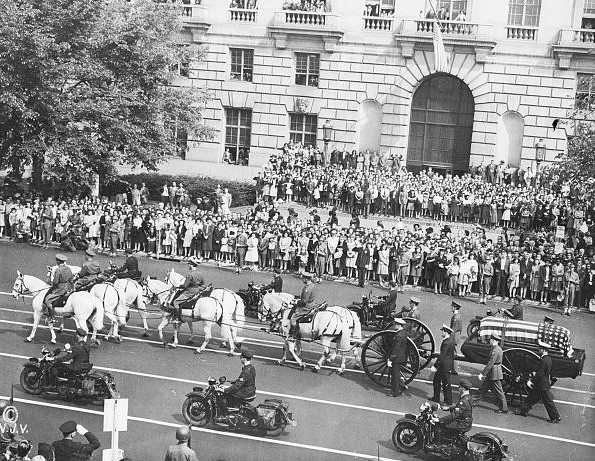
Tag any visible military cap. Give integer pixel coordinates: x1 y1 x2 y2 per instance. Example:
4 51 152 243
188 256 200 267
490 333 501 342
274 268 281 275
440 324 453 334
409 297 420 305
543 315 554 324
55 254 67 262
451 301 461 310
240 349 253 360
85 249 95 257
459 379 472 389
125 248 134 255
59 421 77 434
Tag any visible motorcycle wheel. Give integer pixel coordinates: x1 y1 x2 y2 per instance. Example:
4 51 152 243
466 320 480 338
182 396 210 427
392 421 423 454
20 366 43 395
265 411 288 437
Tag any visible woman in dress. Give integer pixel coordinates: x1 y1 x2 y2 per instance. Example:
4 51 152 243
502 201 512 229
245 232 259 270
376 243 390 287
508 256 521 299
529 255 541 300
279 231 293 272
345 236 357 280
447 255 460 297
409 246 423 287
434 249 448 294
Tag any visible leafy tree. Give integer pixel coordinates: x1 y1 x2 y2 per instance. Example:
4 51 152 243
0 0 211 190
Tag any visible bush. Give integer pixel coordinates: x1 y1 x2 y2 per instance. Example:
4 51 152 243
100 173 256 207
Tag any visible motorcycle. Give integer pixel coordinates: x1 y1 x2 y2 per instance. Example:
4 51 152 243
348 291 396 330
20 346 119 404
392 401 508 460
182 376 296 436
236 282 265 318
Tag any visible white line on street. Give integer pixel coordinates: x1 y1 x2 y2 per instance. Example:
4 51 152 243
0 394 402 461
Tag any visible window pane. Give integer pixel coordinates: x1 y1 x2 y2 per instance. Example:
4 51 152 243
585 0 595 14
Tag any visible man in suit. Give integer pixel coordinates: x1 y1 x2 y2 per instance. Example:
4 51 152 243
479 251 494 304
388 318 408 397
429 325 456 405
52 421 100 461
476 333 508 414
494 251 510 298
515 341 561 423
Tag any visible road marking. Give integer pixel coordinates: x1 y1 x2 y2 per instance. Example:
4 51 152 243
0 394 402 461
1 316 594 402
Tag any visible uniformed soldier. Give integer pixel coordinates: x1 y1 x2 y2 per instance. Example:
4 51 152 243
430 379 474 449
430 325 456 405
290 274 317 326
171 257 206 322
450 301 463 374
216 349 256 420
399 296 421 320
387 318 408 397
44 254 73 322
262 268 283 293
54 328 92 377
504 296 524 320
114 248 141 280
476 333 508 414
376 283 398 318
74 249 102 290
52 420 100 461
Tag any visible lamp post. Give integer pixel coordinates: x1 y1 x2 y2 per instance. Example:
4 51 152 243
534 138 546 172
322 120 333 167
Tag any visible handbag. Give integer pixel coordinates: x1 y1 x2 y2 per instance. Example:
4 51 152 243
334 249 343 259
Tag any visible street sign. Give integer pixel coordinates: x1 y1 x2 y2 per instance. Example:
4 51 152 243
103 398 128 432
556 226 565 240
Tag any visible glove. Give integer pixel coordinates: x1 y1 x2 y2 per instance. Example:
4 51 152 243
441 405 449 411
76 424 88 435
430 366 437 373
478 373 484 381
387 360 392 368
527 380 533 389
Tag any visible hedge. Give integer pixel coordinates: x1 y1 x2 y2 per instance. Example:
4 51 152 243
100 174 256 207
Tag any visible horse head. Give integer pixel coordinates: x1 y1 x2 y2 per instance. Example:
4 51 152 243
12 271 25 298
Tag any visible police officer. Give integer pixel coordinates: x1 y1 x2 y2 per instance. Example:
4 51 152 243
387 318 408 397
171 257 206 322
52 421 100 461
376 283 398 318
114 248 141 280
54 328 92 377
515 340 561 423
44 254 73 322
477 333 508 414
216 349 256 420
430 379 474 449
450 301 463 374
430 325 456 405
262 268 283 293
399 296 421 320
74 250 102 290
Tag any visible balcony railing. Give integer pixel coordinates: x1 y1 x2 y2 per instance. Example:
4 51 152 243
269 11 343 51
553 28 595 68
414 19 480 36
280 10 332 27
181 4 208 20
229 7 257 23
506 25 538 40
363 15 394 31
559 28 595 43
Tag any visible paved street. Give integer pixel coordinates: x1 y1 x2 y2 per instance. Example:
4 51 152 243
0 240 594 461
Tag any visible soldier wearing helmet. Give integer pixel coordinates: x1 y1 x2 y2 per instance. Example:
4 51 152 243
164 426 198 461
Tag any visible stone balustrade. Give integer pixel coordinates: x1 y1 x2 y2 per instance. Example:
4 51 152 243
506 25 538 40
229 7 257 23
363 15 394 31
558 28 595 43
278 10 334 27
414 19 479 36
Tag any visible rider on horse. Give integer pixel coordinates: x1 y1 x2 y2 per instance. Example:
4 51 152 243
170 257 207 322
287 274 318 334
73 250 102 291
114 249 142 280
44 254 73 322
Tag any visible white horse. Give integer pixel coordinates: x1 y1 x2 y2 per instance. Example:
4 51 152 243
145 277 243 355
11 272 105 344
113 278 150 337
261 292 294 321
88 283 128 342
271 303 362 374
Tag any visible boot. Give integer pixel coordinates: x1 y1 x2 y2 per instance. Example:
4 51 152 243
46 306 56 323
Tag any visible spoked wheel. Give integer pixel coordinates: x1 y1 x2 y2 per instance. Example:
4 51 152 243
402 318 435 370
20 366 43 395
467 319 480 338
392 420 423 453
182 396 210 426
361 331 420 388
501 348 540 407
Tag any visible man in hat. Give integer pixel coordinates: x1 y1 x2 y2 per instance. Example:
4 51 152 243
73 250 102 291
289 274 318 328
44 254 73 322
476 333 508 414
172 257 206 323
262 268 283 293
543 315 554 325
429 379 474 449
52 421 100 461
216 349 257 420
515 340 560 422
430 325 456 405
376 283 399 320
164 426 198 461
114 248 141 280
54 328 92 380
387 318 408 397
450 301 463 375
507 296 524 320
400 297 421 320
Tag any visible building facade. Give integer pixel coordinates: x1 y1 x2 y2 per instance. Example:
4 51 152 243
174 0 595 175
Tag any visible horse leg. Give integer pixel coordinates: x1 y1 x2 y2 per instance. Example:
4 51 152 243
314 345 331 372
352 345 362 369
170 322 179 348
195 322 210 354
157 316 169 348
137 296 150 337
221 325 236 356
337 351 346 375
286 339 305 370
26 311 41 342
186 321 194 345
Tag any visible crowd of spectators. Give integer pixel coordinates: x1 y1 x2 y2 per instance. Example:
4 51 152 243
282 0 331 13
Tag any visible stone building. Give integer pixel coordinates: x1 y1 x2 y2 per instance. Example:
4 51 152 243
172 0 595 176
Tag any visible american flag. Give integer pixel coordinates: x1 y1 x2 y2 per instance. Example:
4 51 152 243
433 18 450 72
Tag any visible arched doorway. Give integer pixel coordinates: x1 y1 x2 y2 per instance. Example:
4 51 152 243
495 111 524 167
356 100 382 153
407 73 474 175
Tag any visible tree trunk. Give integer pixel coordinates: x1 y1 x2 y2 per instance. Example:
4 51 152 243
31 154 44 190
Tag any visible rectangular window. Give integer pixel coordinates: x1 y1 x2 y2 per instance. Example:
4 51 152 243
295 53 320 87
576 73 595 111
289 114 318 147
364 0 396 16
230 48 253 82
435 0 468 20
225 108 252 165
507 0 541 27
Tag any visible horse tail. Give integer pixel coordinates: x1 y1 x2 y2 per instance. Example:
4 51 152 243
232 291 245 334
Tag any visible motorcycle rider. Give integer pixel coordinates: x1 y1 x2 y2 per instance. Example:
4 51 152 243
428 378 474 450
53 328 92 380
215 349 256 421
376 283 398 319
73 250 102 291
52 420 100 461
44 254 73 322
170 257 206 323
399 296 421 320
114 248 142 280
262 269 283 293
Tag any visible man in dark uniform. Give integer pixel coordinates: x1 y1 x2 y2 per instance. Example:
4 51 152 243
114 248 141 280
290 274 317 325
74 249 102 290
430 325 456 405
515 340 561 422
54 328 92 378
376 283 398 319
450 301 463 374
430 379 474 449
388 318 408 397
44 254 73 322
52 420 100 461
399 296 421 320
216 349 256 420
477 333 508 414
504 296 524 320
262 268 283 293
171 257 206 322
